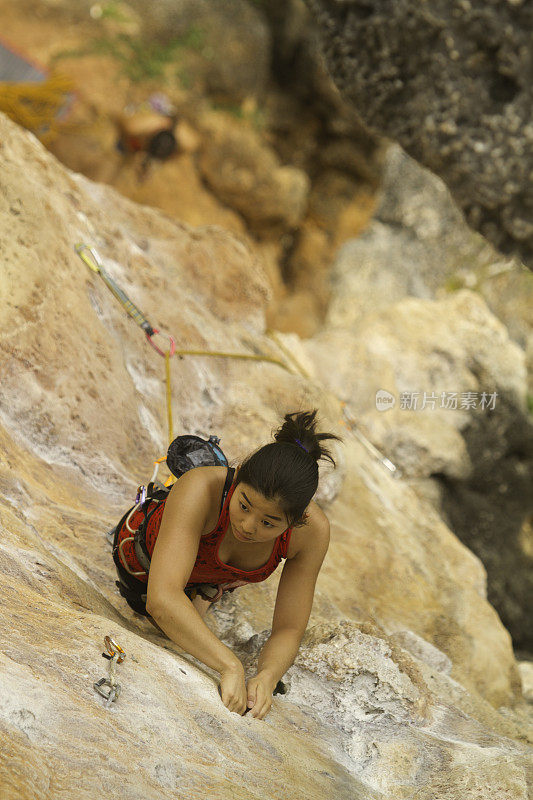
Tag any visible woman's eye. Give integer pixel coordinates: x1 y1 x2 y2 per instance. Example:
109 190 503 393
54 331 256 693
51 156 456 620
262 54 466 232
239 501 273 527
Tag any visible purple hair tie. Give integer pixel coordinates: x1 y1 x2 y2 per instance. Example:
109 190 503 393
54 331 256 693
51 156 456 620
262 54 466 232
295 438 309 453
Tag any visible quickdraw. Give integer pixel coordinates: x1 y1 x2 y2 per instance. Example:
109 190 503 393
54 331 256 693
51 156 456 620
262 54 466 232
75 243 176 358
94 636 126 707
75 242 290 451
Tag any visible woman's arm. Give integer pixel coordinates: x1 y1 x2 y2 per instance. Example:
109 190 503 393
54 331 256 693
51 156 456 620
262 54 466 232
146 468 247 713
246 513 330 718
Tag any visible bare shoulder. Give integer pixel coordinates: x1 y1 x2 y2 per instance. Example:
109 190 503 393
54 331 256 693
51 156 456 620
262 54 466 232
178 465 231 533
306 500 330 532
159 466 230 539
169 464 224 494
286 499 330 560
165 466 226 517
205 465 233 499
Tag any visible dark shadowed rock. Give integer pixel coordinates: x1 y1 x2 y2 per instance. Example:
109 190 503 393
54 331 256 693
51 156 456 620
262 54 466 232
304 0 533 267
437 393 533 652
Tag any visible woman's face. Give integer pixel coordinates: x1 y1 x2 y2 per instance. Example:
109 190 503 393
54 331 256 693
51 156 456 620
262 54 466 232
228 482 288 543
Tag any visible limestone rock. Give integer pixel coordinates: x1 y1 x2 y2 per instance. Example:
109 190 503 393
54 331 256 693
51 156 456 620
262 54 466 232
213 591 533 799
259 0 383 180
518 663 533 704
308 290 527 475
303 144 533 651
198 116 311 234
287 621 530 799
328 145 533 362
0 112 531 798
304 0 533 267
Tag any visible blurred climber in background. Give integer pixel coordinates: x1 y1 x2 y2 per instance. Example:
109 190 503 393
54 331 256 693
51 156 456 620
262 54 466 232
112 410 341 720
114 94 178 178
116 109 177 159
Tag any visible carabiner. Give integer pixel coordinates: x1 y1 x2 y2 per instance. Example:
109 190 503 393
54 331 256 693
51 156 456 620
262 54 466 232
94 677 121 704
103 636 126 664
75 243 102 274
146 329 176 358
135 485 147 505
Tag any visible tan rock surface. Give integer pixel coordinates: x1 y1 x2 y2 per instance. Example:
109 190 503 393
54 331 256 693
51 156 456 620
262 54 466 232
306 290 527 478
0 113 531 799
329 144 533 389
1 0 382 347
198 115 311 234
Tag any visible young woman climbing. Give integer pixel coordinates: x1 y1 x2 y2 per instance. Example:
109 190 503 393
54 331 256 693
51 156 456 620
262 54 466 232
112 410 341 720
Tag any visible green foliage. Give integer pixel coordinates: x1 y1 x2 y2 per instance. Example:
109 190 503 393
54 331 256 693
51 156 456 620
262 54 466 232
99 3 131 22
210 101 267 132
175 66 193 90
52 26 205 84
527 394 533 416
444 275 466 292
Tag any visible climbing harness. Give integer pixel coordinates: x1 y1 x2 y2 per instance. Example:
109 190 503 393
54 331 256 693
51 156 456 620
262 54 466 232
118 479 170 577
93 636 126 707
116 434 229 579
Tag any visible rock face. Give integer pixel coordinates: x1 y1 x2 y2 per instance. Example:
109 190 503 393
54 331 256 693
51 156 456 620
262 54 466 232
0 113 531 799
7 0 383 341
299 144 533 651
304 0 533 267
198 115 311 235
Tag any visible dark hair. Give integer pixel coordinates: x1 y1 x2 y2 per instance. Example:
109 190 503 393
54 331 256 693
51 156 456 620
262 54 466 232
234 410 342 528
148 130 177 159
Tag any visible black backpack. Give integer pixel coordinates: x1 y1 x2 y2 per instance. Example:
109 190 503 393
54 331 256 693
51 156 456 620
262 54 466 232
166 434 228 478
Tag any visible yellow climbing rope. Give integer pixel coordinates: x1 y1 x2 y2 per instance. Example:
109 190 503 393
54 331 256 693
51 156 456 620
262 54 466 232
76 242 293 460
76 242 399 478
173 347 290 372
0 74 73 143
165 350 173 445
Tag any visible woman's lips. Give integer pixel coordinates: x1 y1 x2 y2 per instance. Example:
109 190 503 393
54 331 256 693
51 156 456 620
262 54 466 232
234 527 254 542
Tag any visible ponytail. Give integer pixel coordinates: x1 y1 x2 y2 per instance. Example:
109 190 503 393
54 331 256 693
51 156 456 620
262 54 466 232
273 409 339 467
235 409 342 527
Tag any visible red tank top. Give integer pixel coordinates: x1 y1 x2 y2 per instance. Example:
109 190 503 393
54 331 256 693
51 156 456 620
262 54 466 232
116 474 293 595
